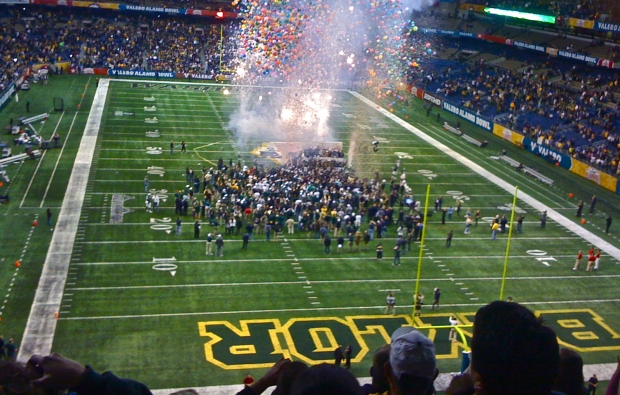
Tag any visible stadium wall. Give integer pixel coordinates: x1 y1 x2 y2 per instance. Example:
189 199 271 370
490 124 620 194
420 29 616 68
408 84 620 194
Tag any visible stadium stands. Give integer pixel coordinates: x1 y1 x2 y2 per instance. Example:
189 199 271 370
0 1 618 176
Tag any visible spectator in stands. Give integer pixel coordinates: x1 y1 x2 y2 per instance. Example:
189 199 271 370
237 358 308 395
446 373 475 395
0 352 152 394
362 344 391 395
385 327 438 395
553 348 588 395
470 301 560 395
290 363 363 395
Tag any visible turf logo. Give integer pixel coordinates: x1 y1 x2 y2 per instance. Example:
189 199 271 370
198 309 620 369
198 314 470 369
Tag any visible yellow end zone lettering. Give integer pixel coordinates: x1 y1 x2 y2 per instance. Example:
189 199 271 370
198 309 620 370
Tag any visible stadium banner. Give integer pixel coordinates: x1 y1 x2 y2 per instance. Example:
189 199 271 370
55 61 70 72
557 50 599 64
0 0 29 3
522 137 572 169
513 41 546 52
31 0 120 9
0 83 15 112
175 72 216 80
29 0 238 18
423 91 442 107
546 47 559 56
594 21 620 33
82 68 109 75
478 34 509 44
458 32 475 38
107 69 176 78
568 18 596 29
410 86 424 99
441 101 493 132
492 124 524 146
569 160 618 192
460 3 486 12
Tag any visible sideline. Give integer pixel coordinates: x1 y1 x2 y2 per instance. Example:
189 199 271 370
16 79 109 362
349 91 620 262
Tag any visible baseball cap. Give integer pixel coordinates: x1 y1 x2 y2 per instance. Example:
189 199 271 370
390 327 436 381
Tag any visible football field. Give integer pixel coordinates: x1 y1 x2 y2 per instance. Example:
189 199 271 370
10 78 620 391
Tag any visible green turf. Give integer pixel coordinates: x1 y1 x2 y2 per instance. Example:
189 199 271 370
2 77 620 390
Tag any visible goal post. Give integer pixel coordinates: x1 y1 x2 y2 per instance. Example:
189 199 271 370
414 324 473 372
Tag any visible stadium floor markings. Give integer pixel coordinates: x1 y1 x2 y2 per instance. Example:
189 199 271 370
76 236 583 244
351 91 620 261
64 273 620 292
57 298 620 321
72 253 605 265
40 109 82 208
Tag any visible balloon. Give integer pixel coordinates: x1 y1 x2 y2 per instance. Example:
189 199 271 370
425 43 431 48
413 26 418 32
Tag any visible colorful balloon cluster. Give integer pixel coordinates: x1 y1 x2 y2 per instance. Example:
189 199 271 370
230 0 433 91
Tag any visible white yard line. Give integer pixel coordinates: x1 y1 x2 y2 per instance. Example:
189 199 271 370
349 91 620 261
58 298 620 321
72 254 600 266
76 236 582 244
40 111 79 208
66 274 620 291
108 78 348 91
17 79 108 363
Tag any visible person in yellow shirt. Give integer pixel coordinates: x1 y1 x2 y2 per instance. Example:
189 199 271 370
491 222 499 240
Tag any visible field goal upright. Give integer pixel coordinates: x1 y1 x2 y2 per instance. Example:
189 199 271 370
53 97 64 111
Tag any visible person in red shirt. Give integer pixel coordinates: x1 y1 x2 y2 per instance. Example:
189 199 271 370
573 250 583 270
594 251 601 270
586 253 596 272
588 247 595 257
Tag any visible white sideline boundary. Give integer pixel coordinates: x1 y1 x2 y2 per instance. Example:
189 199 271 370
349 91 620 262
16 79 110 363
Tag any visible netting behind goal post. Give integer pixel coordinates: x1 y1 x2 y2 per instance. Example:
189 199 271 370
53 97 64 111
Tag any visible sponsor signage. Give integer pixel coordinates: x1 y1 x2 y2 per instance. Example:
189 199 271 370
441 101 492 131
423 92 442 106
514 41 546 52
30 0 238 18
557 50 598 64
108 70 175 78
0 83 15 111
176 72 216 80
422 28 615 69
522 138 572 169
594 21 620 32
